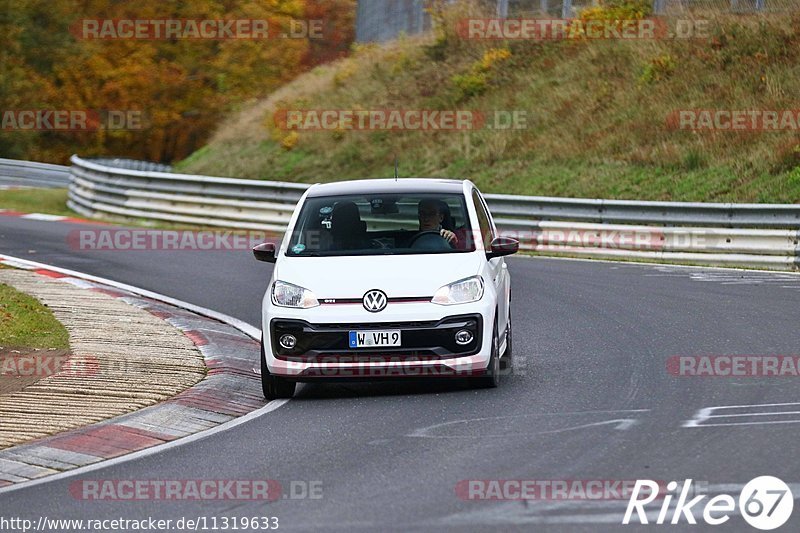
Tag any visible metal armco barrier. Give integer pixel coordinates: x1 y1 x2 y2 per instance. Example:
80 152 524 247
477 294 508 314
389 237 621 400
484 195 800 228
68 155 307 232
68 155 800 271
0 158 71 188
88 158 172 173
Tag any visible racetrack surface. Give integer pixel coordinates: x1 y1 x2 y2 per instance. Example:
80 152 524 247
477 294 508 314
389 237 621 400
2 216 800 531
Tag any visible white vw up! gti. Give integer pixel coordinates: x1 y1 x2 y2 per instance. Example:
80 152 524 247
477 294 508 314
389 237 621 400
253 179 518 399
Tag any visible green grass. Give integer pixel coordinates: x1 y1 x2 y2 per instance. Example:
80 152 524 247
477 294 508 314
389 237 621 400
175 8 800 203
0 188 76 217
0 282 69 350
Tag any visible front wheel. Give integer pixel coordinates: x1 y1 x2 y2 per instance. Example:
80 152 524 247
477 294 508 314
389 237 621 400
261 339 296 400
470 320 500 389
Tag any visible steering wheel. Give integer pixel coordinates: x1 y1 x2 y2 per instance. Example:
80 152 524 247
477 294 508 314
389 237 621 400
408 230 452 250
369 238 391 249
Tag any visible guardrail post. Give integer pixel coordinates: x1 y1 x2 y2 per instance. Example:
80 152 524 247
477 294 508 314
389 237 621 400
561 0 573 19
795 229 800 271
497 0 509 17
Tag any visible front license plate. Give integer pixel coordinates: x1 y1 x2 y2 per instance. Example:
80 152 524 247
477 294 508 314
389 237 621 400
349 330 401 348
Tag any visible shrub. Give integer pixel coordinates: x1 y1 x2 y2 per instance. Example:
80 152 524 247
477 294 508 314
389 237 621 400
451 47 511 100
580 0 651 21
639 54 676 84
452 71 489 98
772 140 800 173
281 131 299 151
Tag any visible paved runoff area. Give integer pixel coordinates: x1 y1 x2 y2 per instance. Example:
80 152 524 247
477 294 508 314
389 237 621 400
0 261 265 487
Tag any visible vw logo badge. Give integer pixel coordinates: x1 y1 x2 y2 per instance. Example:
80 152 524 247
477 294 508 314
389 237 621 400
363 289 388 312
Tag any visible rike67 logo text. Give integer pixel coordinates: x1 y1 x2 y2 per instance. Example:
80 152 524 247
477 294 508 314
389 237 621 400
623 477 793 530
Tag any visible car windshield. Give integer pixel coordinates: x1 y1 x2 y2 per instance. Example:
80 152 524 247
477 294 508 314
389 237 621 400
286 192 476 257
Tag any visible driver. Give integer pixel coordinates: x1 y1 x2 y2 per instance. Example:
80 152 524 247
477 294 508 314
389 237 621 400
417 199 458 246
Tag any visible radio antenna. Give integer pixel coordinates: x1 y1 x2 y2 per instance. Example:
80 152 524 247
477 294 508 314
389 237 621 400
394 157 399 181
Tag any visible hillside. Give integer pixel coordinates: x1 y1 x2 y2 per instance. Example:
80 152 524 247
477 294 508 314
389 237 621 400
177 4 800 202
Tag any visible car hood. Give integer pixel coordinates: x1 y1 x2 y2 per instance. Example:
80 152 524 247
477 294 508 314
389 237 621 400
274 253 482 298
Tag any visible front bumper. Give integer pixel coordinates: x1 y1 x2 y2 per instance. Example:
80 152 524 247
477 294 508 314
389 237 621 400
262 299 495 380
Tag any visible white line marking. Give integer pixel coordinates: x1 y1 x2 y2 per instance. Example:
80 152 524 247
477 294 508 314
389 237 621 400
408 409 648 438
413 419 641 439
19 213 67 221
702 401 800 410
684 402 800 428
688 420 800 427
706 411 800 418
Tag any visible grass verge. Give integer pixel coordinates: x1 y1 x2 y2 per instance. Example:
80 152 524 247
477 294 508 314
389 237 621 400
0 281 69 350
0 188 76 217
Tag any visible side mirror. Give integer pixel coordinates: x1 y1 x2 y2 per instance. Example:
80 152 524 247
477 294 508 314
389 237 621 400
487 236 519 259
253 242 277 263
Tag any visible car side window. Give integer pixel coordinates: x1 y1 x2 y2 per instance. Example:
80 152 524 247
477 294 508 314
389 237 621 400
471 189 494 249
477 191 497 234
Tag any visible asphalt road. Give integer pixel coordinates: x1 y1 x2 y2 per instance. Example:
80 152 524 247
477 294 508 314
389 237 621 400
2 215 800 532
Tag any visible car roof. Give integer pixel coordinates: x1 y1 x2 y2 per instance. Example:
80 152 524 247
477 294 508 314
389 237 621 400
305 178 468 197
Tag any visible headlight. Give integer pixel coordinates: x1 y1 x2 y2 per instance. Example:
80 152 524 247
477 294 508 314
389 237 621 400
432 276 484 305
271 281 319 308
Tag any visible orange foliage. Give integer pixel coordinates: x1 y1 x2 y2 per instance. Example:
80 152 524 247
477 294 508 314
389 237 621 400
1 0 355 163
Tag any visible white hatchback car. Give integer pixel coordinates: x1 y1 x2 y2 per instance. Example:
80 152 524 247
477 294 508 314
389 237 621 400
253 179 518 399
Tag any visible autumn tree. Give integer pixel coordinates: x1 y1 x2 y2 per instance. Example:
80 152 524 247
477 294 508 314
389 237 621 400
1 0 356 163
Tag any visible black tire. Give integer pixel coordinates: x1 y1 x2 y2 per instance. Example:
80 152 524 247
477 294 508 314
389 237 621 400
500 305 513 370
471 318 500 389
261 339 296 400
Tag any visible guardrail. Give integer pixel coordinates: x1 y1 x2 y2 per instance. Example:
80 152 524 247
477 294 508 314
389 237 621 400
68 155 307 232
87 158 172 173
0 158 71 188
68 155 800 271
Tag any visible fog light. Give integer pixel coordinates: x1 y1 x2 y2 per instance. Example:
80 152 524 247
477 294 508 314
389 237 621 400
279 334 297 350
455 329 474 345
